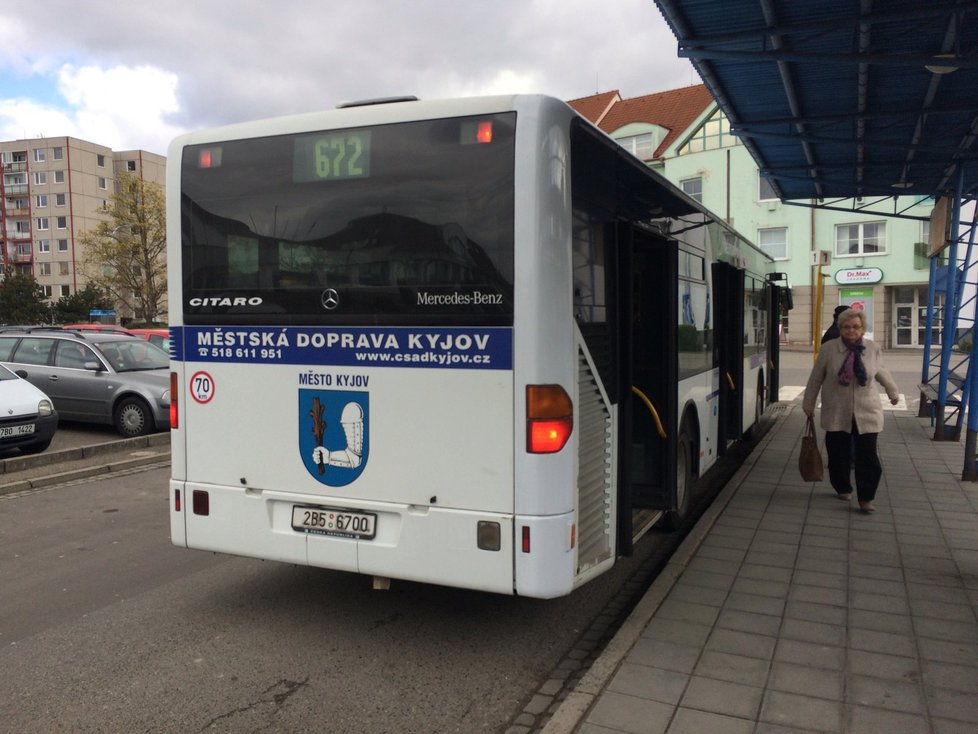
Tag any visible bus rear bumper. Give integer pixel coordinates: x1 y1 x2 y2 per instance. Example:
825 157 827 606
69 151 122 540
170 481 519 595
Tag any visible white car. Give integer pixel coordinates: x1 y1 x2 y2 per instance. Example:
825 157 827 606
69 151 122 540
0 363 58 455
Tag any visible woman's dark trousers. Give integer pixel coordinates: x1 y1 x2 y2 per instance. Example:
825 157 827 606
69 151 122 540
824 420 882 502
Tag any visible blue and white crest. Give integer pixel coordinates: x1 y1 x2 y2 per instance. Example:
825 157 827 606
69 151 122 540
299 389 369 486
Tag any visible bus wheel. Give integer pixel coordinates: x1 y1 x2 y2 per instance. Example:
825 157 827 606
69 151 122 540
745 378 764 440
663 429 693 530
114 397 154 437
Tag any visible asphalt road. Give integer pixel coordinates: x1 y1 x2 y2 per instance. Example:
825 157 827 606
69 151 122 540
0 463 692 734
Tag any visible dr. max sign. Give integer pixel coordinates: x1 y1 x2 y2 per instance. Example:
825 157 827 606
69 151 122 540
835 267 883 285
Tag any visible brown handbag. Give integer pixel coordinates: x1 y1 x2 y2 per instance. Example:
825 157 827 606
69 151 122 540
799 415 824 482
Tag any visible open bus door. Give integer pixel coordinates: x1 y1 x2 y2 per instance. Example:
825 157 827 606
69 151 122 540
616 224 678 555
712 261 745 452
766 280 785 405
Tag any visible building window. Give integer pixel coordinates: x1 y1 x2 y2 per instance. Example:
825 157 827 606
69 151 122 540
14 220 30 234
56 216 68 229
679 109 740 154
33 172 47 186
42 285 53 298
37 240 51 253
34 149 45 162
54 170 65 184
35 194 48 208
60 285 71 298
55 193 66 206
758 227 787 260
617 133 657 161
35 217 49 231
59 261 70 276
53 147 64 160
97 176 107 190
758 175 778 201
97 154 106 167
38 262 52 275
681 177 703 203
57 239 69 252
836 221 886 256
127 160 137 171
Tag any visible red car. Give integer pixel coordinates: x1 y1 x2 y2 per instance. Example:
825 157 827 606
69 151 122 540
126 328 170 351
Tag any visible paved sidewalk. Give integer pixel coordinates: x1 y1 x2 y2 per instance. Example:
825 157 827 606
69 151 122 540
544 405 978 733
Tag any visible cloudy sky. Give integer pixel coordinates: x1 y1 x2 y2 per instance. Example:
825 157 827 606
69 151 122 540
0 0 696 155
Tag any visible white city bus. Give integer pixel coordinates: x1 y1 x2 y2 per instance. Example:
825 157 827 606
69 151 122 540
167 95 775 599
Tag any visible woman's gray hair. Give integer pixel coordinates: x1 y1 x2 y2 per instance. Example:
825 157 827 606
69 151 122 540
837 308 867 330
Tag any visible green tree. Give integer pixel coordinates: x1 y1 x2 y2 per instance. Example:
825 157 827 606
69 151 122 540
80 171 167 322
52 282 114 324
0 272 52 325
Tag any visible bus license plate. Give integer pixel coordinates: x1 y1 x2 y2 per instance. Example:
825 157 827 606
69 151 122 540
0 424 34 438
291 506 376 539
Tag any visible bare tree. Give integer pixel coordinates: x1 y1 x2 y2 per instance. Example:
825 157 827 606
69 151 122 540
80 171 167 323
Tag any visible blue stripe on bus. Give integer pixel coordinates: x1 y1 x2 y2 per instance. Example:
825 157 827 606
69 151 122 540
170 326 513 370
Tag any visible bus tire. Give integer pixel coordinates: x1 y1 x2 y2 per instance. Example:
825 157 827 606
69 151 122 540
745 375 765 440
114 397 154 437
663 428 693 530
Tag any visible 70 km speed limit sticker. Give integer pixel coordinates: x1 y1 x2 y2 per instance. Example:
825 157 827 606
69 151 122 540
190 371 215 404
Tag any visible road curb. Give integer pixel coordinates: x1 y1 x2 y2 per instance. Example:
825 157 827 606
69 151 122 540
541 405 789 734
0 451 171 496
0 432 169 476
0 433 171 496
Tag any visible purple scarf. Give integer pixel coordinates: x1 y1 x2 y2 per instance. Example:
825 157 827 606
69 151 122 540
838 339 868 386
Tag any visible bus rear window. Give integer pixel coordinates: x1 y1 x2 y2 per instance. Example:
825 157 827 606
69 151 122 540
181 113 516 326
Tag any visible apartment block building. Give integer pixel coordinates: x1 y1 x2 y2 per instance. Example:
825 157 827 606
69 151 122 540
0 136 165 316
570 86 935 348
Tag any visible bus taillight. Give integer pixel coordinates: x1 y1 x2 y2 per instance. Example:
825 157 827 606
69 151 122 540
169 372 178 429
526 385 573 453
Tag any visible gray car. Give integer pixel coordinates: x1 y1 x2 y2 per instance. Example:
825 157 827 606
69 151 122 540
0 328 170 437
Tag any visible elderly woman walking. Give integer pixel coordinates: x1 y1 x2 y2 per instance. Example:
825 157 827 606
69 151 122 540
803 308 900 513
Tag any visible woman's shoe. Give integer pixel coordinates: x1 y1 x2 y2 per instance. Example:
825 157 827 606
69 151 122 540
859 501 875 513
836 492 852 501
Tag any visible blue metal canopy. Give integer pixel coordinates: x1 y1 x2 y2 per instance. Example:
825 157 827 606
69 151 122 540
654 1 978 202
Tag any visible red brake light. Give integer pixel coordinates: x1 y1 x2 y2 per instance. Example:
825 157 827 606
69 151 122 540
477 121 493 143
169 372 178 429
526 385 573 453
198 147 222 168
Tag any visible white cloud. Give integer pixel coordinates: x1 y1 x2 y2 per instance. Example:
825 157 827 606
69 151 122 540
0 98 75 142
0 0 696 153
57 64 182 154
0 63 183 155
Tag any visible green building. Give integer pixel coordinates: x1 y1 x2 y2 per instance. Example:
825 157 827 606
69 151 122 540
571 86 935 349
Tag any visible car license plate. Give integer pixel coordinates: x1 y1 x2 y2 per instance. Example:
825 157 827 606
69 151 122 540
291 506 376 539
0 424 35 438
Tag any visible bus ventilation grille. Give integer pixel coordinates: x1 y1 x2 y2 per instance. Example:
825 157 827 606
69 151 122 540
576 348 613 573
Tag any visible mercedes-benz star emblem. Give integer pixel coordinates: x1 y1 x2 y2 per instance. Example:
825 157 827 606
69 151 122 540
321 289 340 310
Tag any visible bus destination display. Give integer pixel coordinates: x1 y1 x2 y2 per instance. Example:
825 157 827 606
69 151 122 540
293 130 371 182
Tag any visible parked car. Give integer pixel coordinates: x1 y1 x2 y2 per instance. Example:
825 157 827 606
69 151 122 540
127 327 170 352
0 329 170 437
61 323 135 335
0 363 58 454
